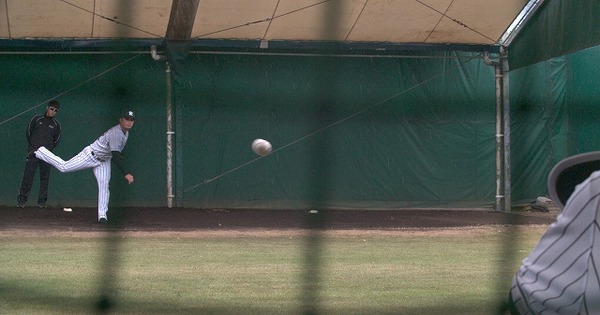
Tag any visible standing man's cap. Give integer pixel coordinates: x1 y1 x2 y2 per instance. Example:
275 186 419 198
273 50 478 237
121 110 135 120
548 151 600 209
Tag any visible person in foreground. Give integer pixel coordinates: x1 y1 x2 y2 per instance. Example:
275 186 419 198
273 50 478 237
18 100 62 208
509 151 600 314
34 110 136 223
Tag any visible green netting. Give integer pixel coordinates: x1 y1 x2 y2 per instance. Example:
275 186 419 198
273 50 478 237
0 54 167 207
509 0 600 70
2 46 599 209
509 45 600 203
171 52 497 208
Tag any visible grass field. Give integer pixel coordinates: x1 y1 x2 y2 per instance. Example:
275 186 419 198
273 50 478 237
0 226 547 314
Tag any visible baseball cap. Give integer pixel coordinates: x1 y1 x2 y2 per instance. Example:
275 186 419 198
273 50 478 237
547 151 600 209
121 110 135 120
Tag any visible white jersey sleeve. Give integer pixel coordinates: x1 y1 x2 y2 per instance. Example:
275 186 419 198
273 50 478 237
511 170 600 314
89 124 129 161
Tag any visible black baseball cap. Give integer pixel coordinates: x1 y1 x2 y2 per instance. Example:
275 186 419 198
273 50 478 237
547 151 600 209
121 110 135 120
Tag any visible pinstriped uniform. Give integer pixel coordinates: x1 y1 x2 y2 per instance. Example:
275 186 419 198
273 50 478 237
35 124 129 221
510 170 600 314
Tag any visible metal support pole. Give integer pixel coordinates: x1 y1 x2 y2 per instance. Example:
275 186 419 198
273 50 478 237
166 62 175 208
151 45 175 207
495 65 505 212
500 47 511 212
483 52 505 212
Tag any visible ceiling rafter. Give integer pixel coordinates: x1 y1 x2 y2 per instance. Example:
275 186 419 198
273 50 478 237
0 0 530 53
166 0 200 40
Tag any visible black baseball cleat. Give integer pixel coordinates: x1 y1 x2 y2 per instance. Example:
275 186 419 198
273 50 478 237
98 218 108 224
37 203 47 208
17 203 25 208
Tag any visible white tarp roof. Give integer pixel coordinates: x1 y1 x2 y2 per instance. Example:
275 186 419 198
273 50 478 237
0 0 529 46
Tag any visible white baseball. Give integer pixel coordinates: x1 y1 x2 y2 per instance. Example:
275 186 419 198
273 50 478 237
252 139 272 156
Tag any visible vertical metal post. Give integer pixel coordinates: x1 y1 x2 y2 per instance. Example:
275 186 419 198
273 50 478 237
500 47 511 212
495 65 505 212
166 62 175 208
483 52 505 212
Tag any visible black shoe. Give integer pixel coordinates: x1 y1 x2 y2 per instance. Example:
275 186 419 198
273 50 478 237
38 203 46 208
17 203 25 208
98 218 108 224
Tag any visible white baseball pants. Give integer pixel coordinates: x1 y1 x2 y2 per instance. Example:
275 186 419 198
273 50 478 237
35 146 112 220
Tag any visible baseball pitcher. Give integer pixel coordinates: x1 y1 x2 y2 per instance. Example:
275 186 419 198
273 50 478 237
34 110 136 223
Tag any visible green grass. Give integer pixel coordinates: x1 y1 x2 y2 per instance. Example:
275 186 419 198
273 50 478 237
0 226 545 314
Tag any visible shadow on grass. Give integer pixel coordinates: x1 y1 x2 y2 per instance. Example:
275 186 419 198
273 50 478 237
0 281 511 315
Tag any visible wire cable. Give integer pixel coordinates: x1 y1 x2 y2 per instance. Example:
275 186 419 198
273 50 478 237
56 0 163 38
7 0 501 50
0 54 142 127
193 0 334 39
192 0 499 46
414 0 499 44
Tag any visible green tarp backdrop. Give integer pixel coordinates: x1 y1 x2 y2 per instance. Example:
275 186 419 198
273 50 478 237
1 46 599 209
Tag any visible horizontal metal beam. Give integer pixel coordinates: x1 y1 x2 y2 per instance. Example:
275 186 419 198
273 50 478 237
0 38 501 55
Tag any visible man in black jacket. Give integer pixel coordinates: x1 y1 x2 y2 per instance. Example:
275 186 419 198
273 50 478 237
17 100 62 208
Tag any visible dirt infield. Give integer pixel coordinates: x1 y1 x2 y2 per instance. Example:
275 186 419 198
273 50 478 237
0 206 558 232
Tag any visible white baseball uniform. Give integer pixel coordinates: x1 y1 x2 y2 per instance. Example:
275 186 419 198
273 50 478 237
35 124 129 221
510 170 600 314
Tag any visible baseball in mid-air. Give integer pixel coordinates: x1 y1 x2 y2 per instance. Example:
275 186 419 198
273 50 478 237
252 138 272 156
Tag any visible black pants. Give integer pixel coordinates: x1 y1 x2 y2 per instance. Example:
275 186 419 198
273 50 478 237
17 157 51 205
